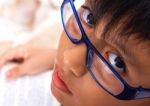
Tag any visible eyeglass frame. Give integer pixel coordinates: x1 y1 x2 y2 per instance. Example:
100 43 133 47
60 0 150 100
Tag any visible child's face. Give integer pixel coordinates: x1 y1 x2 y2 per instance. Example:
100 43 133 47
51 1 150 106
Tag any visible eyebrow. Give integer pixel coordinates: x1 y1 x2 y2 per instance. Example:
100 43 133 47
112 38 135 59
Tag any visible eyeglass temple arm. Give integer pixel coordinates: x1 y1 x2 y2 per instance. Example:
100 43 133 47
134 87 150 99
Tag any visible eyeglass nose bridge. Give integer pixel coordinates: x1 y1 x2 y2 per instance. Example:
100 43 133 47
86 49 94 68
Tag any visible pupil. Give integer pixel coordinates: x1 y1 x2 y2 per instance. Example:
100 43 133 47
87 13 94 25
115 57 125 69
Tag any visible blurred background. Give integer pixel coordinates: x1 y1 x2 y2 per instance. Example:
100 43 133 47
0 0 84 55
0 0 64 55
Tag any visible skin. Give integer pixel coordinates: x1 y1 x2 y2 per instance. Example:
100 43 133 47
0 1 149 106
51 1 150 106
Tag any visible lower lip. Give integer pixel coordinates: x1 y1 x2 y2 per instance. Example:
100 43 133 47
52 69 72 94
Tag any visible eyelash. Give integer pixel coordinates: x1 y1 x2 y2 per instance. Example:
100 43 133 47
79 5 94 27
106 51 127 74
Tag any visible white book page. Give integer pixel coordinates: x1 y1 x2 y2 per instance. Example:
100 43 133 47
0 64 60 106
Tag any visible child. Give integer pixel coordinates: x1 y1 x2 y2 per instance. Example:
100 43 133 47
0 0 149 106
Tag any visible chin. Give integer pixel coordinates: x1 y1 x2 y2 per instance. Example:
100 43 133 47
51 82 79 106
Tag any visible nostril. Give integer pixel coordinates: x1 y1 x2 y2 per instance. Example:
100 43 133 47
71 66 87 77
63 51 87 77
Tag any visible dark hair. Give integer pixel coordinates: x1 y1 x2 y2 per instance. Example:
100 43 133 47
89 0 150 41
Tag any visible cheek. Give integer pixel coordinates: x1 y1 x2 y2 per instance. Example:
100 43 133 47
72 74 115 105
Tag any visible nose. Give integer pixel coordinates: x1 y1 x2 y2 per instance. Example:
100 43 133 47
63 44 87 77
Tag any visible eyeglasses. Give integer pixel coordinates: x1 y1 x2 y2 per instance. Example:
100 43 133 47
61 0 150 100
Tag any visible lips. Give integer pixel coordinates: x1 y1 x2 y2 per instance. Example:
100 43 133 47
52 67 72 95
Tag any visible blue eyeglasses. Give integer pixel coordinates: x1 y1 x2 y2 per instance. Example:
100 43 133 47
61 0 150 100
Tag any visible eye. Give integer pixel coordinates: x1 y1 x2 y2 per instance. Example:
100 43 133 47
82 7 94 26
108 53 126 73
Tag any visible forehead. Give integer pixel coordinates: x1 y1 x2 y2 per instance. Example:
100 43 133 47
95 16 149 53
